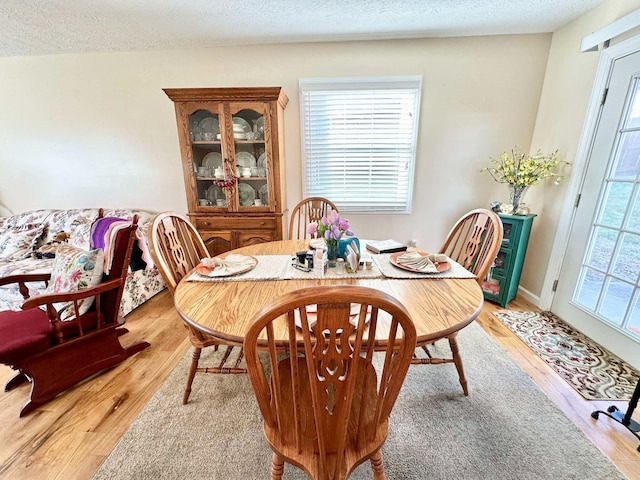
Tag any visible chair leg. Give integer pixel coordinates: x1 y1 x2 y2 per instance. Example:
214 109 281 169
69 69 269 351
448 334 468 396
370 450 385 479
5 372 29 392
183 347 202 405
270 452 284 479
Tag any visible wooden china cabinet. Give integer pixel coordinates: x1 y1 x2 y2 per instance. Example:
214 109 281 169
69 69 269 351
163 87 288 256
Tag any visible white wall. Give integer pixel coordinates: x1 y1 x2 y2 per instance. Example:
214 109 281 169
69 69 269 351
0 34 550 255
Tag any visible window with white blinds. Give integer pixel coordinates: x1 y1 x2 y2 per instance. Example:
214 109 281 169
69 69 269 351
299 76 422 214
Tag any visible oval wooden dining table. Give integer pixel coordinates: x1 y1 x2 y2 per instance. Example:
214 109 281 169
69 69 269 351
173 239 484 350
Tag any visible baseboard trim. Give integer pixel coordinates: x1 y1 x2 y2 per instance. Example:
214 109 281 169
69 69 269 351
517 285 540 308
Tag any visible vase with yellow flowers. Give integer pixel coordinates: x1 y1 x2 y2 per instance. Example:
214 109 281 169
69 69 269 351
483 146 568 213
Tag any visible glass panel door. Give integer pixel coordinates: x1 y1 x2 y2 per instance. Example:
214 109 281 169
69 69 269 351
230 105 270 210
553 50 640 369
189 108 227 209
573 78 640 340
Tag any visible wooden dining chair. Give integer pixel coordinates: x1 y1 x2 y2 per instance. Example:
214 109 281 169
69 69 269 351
288 197 338 240
244 285 417 480
412 208 503 396
148 212 246 405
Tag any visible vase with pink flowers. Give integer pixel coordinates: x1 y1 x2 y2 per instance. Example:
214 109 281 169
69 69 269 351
306 211 354 267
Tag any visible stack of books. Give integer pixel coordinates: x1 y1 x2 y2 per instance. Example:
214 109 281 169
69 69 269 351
365 239 408 254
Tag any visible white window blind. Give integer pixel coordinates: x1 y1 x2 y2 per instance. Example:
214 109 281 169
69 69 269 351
299 76 422 214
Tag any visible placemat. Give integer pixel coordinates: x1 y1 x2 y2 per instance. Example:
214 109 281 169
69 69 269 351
373 254 477 279
186 255 291 282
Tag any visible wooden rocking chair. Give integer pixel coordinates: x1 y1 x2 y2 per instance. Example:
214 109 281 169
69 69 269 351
0 210 149 416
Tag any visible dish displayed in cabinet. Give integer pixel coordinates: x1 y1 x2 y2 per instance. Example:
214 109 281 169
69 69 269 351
205 185 225 204
259 184 269 206
199 116 219 135
203 152 223 170
232 117 252 133
236 152 256 168
257 152 267 172
238 183 256 206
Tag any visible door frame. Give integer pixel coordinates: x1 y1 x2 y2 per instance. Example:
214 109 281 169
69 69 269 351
540 34 640 310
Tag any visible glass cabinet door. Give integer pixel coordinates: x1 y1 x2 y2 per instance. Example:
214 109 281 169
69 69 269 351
188 107 228 209
228 103 270 211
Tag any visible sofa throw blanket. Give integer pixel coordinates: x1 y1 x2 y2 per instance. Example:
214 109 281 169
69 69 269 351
91 217 150 273
91 217 131 274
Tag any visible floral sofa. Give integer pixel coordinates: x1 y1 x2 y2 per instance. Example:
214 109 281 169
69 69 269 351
0 208 166 316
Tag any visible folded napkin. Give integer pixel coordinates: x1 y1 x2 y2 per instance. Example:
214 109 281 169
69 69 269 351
396 252 448 273
200 254 256 276
309 238 325 249
346 242 360 272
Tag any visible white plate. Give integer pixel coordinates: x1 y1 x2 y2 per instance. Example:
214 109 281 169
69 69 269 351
198 117 219 135
205 185 224 203
259 184 269 205
236 151 256 168
238 183 256 206
232 117 251 133
257 152 267 171
202 152 223 170
256 116 264 135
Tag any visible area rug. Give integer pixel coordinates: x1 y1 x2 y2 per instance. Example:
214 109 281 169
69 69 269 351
92 322 624 480
493 310 640 401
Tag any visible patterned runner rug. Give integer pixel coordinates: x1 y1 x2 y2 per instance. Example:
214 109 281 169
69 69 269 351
493 310 640 400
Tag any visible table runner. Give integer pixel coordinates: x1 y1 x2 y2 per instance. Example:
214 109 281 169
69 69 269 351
281 261 383 279
186 253 476 282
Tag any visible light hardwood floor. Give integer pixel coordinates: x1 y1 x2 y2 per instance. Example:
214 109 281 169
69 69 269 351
0 290 638 480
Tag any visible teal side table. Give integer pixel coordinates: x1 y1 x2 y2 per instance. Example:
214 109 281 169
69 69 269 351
482 213 536 308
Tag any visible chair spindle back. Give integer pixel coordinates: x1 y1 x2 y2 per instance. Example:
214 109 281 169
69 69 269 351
439 208 503 285
244 285 416 479
288 197 338 240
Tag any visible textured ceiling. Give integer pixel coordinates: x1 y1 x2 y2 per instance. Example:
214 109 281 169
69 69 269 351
0 0 605 58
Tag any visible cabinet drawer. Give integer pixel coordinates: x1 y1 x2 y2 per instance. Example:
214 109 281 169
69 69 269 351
195 217 276 230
